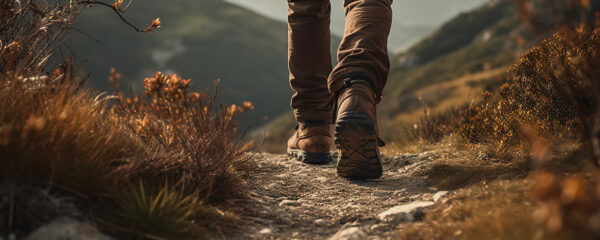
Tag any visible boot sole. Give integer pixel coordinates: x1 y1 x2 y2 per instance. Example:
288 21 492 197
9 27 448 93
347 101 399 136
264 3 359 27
334 111 382 179
287 149 332 164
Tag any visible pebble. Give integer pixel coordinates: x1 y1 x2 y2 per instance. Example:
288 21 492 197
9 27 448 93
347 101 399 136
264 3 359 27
314 218 328 226
369 224 388 232
259 228 273 234
433 191 450 201
372 191 392 197
328 227 367 240
315 176 329 183
25 217 112 240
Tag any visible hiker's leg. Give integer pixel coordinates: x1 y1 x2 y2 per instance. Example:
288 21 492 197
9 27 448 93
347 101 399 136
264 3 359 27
288 0 334 124
328 0 392 103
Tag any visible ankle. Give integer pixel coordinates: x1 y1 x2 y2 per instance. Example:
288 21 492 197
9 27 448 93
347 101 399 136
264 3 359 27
343 79 374 92
339 80 376 103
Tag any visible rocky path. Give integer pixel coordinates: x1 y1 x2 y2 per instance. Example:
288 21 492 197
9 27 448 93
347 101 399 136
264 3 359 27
235 151 452 239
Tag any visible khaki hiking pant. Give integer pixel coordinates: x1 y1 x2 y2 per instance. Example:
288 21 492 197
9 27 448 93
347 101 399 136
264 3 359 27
288 0 392 124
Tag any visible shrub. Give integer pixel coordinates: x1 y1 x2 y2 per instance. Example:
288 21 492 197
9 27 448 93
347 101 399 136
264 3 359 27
0 1 249 238
408 101 462 144
459 19 600 151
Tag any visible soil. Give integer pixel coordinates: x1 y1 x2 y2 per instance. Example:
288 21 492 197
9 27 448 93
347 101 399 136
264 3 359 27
233 150 452 239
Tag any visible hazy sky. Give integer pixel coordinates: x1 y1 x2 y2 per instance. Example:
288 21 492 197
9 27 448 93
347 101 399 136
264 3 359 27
225 0 488 35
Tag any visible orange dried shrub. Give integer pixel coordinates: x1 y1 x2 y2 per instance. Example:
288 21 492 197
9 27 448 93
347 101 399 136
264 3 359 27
112 70 253 202
0 67 252 238
459 18 600 150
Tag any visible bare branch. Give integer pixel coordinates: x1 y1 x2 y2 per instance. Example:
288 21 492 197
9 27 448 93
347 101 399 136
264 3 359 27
78 0 160 33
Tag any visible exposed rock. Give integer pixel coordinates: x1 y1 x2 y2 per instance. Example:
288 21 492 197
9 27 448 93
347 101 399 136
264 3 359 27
328 227 367 240
258 228 273 234
377 201 435 222
25 217 112 240
433 191 450 201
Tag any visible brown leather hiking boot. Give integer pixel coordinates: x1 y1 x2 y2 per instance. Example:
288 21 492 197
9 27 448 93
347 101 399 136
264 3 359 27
334 80 384 179
287 123 332 164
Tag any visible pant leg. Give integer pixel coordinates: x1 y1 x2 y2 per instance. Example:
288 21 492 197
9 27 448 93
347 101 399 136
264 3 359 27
328 0 392 103
288 0 334 124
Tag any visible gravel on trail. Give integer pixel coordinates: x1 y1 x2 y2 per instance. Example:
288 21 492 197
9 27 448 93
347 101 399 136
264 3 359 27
235 151 452 240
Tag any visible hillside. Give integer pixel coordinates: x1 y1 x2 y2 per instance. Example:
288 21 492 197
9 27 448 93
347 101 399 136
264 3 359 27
378 0 600 143
379 0 524 122
71 0 339 127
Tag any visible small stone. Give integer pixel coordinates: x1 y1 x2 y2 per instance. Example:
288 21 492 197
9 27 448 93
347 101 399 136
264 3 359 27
377 201 435 222
369 224 387 231
433 191 449 201
279 200 301 207
316 176 328 182
372 191 392 197
259 228 273 234
25 217 113 240
328 227 367 240
314 219 328 226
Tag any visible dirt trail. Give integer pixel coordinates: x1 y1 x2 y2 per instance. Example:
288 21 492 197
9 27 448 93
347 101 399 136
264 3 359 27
234 151 453 239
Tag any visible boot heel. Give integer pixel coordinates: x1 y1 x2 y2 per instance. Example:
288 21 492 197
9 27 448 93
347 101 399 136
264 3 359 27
334 111 382 179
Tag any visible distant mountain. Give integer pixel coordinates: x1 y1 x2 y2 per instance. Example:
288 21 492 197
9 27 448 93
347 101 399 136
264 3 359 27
388 22 433 53
379 0 524 119
378 0 600 139
225 0 490 52
71 0 340 128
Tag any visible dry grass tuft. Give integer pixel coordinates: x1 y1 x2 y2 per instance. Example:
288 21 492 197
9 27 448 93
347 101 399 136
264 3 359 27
407 103 462 144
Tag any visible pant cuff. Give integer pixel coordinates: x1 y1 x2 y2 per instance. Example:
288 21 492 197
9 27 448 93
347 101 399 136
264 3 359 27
328 67 382 103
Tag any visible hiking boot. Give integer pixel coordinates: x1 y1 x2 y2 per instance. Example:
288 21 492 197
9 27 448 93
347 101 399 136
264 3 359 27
334 80 385 179
287 123 332 164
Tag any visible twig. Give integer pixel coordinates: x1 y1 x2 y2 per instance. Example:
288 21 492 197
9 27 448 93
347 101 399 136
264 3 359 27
70 26 108 50
78 0 157 33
